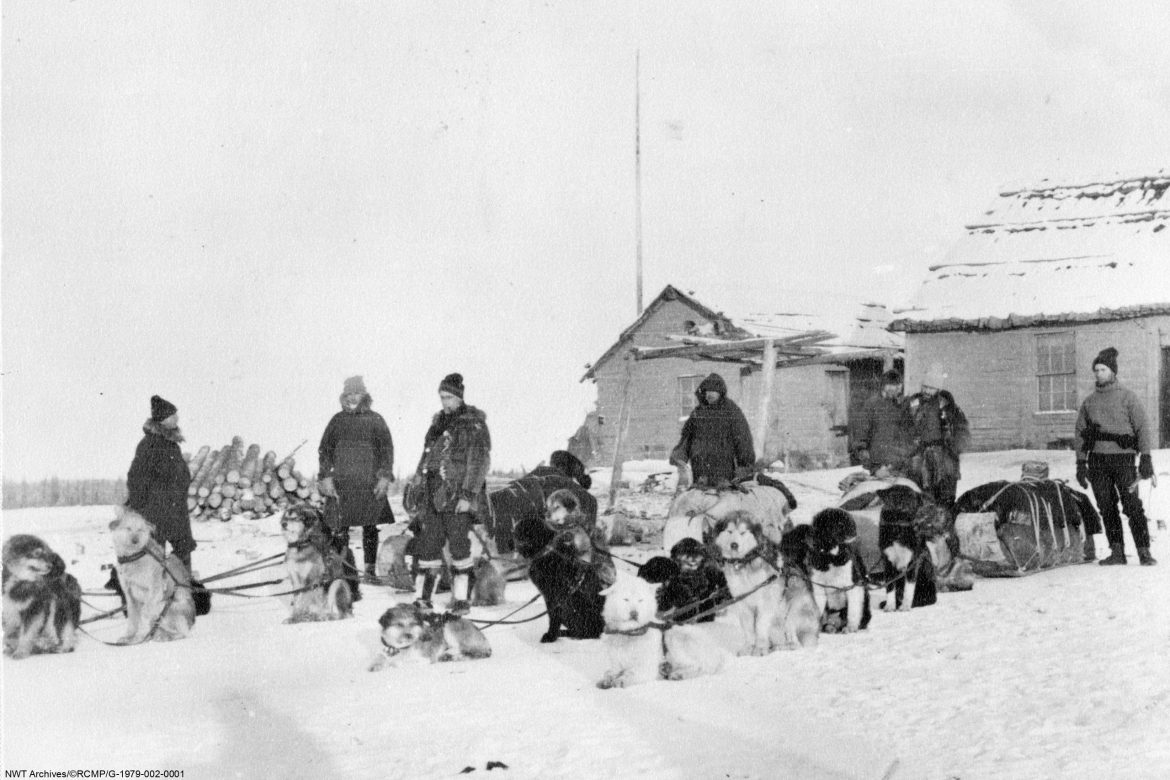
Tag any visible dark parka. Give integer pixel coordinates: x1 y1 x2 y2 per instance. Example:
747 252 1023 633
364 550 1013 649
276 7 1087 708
851 393 916 470
673 373 756 485
417 403 491 514
127 420 195 556
318 393 396 528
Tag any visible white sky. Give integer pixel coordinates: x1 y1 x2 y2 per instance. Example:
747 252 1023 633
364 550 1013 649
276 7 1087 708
4 1 1170 479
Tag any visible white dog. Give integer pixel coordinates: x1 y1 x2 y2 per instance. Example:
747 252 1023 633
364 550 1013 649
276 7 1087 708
597 575 725 689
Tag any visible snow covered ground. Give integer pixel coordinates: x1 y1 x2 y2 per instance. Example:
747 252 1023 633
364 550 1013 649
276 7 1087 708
3 450 1169 779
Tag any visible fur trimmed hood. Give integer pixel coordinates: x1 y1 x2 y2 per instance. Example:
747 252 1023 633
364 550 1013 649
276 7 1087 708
142 419 184 443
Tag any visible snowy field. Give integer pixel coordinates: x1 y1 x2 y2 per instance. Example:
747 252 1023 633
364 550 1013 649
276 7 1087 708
3 450 1169 780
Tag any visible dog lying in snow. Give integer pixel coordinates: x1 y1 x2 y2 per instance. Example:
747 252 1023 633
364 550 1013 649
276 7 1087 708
801 508 872 634
876 485 939 611
368 602 491 670
3 534 81 659
597 575 726 689
109 508 196 643
281 504 353 624
710 511 819 654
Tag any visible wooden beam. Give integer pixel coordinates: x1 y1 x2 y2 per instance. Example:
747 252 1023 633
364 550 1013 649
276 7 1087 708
754 339 776 462
607 353 635 510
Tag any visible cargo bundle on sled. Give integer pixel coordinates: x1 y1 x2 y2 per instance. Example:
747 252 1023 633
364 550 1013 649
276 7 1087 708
952 462 1101 577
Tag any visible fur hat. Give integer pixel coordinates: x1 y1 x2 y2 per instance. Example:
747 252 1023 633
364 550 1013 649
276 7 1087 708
1092 347 1119 375
881 369 903 385
438 372 465 398
150 395 178 423
342 375 368 396
921 364 948 389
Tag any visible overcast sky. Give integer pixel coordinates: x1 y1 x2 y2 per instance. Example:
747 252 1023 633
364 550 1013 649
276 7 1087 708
4 1 1169 480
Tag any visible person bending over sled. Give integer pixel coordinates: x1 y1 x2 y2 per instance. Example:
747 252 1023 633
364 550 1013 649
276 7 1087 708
671 373 756 490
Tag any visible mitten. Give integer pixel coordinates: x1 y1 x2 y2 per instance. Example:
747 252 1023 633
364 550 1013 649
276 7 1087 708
1075 461 1089 490
1139 453 1154 480
318 475 338 498
373 476 391 498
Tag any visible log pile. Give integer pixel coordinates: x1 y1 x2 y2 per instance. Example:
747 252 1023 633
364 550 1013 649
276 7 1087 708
184 438 320 522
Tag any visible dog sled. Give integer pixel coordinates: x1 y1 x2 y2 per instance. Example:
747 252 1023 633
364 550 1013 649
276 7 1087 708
952 473 1099 577
662 477 795 553
836 474 974 591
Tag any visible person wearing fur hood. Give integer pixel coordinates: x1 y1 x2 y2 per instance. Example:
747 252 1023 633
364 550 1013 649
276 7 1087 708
907 365 970 510
317 376 396 584
671 373 756 489
126 395 196 569
410 372 491 615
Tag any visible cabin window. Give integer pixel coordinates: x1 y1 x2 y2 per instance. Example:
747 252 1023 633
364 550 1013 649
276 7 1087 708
1036 332 1076 412
677 375 705 418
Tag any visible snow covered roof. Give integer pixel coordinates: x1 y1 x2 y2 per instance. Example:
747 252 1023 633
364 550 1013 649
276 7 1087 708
584 285 901 379
890 173 1170 332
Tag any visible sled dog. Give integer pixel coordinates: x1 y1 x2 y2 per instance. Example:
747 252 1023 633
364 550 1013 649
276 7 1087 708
2 534 81 658
876 485 939 611
805 508 872 633
368 602 491 670
710 511 793 654
109 508 196 643
281 504 353 624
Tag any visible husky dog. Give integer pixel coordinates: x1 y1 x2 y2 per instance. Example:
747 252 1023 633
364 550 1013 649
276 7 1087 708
805 508 872 633
109 508 196 643
368 602 491 670
281 504 353 624
3 535 82 658
709 512 789 655
470 556 507 607
374 533 415 592
876 485 938 611
597 575 725 689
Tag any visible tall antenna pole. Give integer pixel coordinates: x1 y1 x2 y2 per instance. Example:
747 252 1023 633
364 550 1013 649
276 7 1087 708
635 50 644 316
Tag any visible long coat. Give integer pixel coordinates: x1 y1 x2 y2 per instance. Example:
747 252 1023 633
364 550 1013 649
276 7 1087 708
673 373 756 485
126 421 195 555
318 393 396 528
851 393 916 470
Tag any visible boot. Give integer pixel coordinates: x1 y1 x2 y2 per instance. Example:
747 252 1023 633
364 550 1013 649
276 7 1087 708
413 570 436 611
344 547 362 602
1098 543 1127 566
1137 547 1158 566
1082 534 1097 562
447 571 471 616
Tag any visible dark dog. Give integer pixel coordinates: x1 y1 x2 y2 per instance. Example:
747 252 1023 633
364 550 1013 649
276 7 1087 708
3 535 81 659
488 474 597 555
876 485 938 611
805 509 872 633
515 490 608 644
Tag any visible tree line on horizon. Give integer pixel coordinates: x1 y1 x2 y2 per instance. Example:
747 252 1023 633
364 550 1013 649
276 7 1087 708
3 478 128 509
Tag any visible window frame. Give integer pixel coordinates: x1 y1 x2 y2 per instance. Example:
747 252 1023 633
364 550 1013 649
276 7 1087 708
1035 331 1077 413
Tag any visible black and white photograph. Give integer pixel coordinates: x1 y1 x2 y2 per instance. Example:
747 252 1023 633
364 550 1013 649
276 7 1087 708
3 2 1169 778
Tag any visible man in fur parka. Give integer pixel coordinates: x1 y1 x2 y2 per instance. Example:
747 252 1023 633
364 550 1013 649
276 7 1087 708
411 372 491 614
907 365 970 510
671 373 756 490
317 376 396 590
126 395 196 570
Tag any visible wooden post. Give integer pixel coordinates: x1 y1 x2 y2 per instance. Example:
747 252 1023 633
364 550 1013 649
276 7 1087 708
608 353 635 510
754 339 777 464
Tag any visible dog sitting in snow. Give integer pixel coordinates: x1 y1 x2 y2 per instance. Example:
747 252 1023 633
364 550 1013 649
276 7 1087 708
281 504 353 624
518 489 613 643
109 508 196 643
3 534 82 659
710 511 815 654
368 602 491 670
597 574 726 689
876 485 938 611
802 508 872 634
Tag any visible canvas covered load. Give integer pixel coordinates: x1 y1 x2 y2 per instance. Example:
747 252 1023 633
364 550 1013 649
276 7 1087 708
953 467 1101 577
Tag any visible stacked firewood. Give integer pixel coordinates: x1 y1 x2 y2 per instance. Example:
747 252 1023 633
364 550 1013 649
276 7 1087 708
184 437 320 522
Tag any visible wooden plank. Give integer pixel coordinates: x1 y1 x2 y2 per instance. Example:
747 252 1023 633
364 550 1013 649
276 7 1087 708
607 353 635 510
754 339 777 461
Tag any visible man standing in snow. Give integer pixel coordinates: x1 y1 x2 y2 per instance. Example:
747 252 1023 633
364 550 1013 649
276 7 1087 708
411 373 491 614
852 369 916 478
126 395 196 571
671 373 756 490
907 365 970 509
317 375 396 597
1075 347 1157 566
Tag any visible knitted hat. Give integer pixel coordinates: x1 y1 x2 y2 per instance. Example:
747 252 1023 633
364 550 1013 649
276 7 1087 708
150 395 178 423
1092 347 1119 375
342 376 368 396
438 372 465 398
